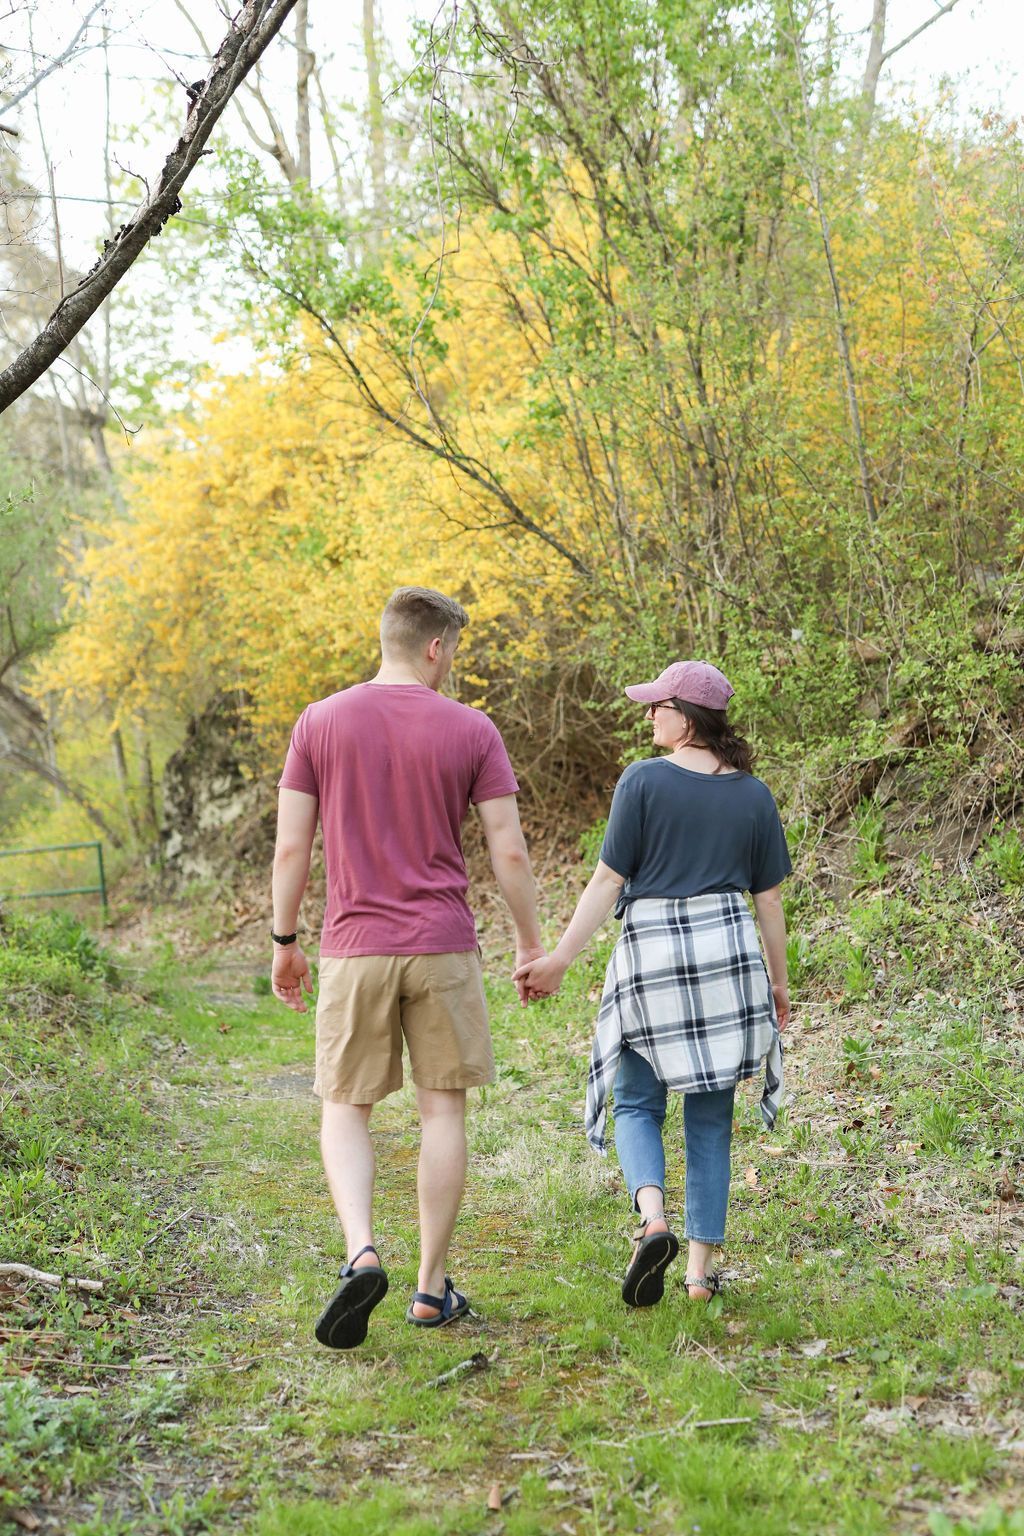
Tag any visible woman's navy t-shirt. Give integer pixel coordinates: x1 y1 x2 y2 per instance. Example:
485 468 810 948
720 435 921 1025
599 758 791 915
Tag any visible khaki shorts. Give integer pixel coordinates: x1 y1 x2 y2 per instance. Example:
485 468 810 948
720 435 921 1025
314 950 494 1103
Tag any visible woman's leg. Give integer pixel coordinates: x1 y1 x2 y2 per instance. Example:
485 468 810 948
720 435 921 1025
682 1085 736 1293
612 1046 669 1226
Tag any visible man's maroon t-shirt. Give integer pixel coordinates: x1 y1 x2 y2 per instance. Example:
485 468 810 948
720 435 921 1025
278 682 519 958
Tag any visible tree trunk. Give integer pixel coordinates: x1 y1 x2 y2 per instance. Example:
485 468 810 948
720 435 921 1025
362 0 387 255
295 0 313 187
135 721 161 848
861 0 886 117
109 721 141 840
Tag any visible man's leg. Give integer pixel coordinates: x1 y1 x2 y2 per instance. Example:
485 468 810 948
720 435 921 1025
320 1098 380 1270
411 1086 467 1317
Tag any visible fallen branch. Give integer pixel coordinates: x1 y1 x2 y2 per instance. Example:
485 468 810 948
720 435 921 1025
0 1262 103 1294
426 1350 492 1388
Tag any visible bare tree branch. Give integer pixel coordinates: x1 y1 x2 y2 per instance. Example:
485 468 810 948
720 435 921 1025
862 0 965 115
0 0 301 414
0 734 125 849
883 0 964 62
1 0 107 114
171 0 302 184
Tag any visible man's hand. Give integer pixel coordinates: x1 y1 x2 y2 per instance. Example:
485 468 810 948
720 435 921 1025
512 951 567 1003
513 943 547 1007
772 983 791 1030
272 943 314 1013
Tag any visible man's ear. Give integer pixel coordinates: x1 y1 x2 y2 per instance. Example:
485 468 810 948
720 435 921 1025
427 635 442 661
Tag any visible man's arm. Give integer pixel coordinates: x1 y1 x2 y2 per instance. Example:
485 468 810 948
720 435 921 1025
475 794 544 1003
512 860 624 997
751 884 790 1028
271 788 318 1013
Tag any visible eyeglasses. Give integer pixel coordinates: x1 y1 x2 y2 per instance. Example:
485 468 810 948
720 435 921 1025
645 701 680 717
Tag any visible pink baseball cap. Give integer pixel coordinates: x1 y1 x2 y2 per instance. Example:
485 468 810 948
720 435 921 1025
624 659 735 710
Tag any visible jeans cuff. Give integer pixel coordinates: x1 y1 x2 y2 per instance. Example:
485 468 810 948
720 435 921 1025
629 1181 666 1213
684 1232 725 1244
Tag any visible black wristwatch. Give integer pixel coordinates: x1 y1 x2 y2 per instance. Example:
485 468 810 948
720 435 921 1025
271 930 297 945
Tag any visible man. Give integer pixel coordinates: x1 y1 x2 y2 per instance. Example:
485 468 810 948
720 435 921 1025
270 586 544 1348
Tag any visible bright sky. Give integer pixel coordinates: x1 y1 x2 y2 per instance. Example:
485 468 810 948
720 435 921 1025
0 0 1017 389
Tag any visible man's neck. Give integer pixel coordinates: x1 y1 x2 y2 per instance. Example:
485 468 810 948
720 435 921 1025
372 660 439 689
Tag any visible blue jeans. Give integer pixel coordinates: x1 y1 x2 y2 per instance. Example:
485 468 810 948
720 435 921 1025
612 1046 735 1243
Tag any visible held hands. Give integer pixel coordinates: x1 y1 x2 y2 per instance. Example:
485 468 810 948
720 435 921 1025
271 943 314 1013
513 943 547 1006
512 950 568 1004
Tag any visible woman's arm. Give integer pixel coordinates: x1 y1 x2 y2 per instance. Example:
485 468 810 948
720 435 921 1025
751 884 790 1028
512 860 625 997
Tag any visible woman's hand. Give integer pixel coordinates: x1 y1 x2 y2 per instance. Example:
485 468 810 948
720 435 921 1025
772 983 791 1030
512 952 568 1001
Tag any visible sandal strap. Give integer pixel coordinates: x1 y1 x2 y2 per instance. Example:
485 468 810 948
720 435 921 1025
630 1222 674 1247
410 1277 461 1319
340 1244 380 1277
411 1289 446 1309
684 1272 721 1293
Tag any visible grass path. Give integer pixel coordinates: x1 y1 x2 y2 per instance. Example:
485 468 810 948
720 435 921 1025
3 930 1024 1536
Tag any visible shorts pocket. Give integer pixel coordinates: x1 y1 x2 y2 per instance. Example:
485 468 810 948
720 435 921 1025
427 950 477 993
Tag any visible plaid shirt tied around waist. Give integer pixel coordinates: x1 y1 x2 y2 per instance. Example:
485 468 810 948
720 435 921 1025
585 892 784 1153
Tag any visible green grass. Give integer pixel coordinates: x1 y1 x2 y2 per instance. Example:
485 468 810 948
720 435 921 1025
1 895 1023 1535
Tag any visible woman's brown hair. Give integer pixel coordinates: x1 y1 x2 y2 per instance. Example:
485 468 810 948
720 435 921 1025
672 700 755 774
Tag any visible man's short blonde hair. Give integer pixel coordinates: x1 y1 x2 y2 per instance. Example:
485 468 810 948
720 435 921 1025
380 586 469 657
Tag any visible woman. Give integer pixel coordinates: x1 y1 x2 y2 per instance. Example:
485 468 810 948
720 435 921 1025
514 660 791 1306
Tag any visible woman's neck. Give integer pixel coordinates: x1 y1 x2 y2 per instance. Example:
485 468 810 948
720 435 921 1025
667 743 727 774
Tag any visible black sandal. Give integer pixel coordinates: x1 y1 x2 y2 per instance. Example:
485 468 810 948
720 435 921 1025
405 1275 470 1328
621 1219 679 1308
314 1245 389 1349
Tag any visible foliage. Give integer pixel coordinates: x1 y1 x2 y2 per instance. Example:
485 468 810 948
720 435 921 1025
929 1509 1024 1536
977 825 1024 890
23 0 1023 831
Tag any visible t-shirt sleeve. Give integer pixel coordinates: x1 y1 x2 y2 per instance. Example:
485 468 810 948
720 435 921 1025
750 794 792 893
277 707 319 798
599 768 643 879
469 717 520 804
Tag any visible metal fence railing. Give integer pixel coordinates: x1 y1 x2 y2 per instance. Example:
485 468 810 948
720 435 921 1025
0 840 108 916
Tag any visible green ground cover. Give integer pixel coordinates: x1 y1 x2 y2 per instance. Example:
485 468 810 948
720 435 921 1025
1 875 1023 1536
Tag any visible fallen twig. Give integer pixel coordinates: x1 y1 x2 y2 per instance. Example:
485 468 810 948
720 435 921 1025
141 1207 196 1249
692 1415 756 1428
426 1350 493 1388
0 1263 103 1294
592 1409 696 1447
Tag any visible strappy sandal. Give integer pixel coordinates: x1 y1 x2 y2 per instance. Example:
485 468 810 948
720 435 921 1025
405 1275 470 1328
314 1245 388 1349
684 1270 722 1301
621 1218 679 1308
